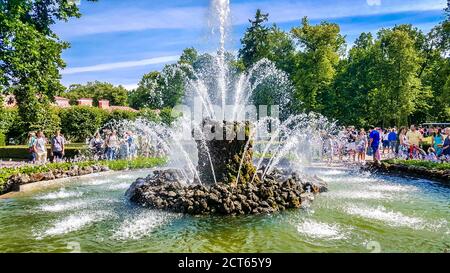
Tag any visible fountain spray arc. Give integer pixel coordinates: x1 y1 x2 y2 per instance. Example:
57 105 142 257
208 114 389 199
125 0 332 215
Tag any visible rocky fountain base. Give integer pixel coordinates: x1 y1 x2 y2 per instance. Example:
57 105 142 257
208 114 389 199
126 120 328 215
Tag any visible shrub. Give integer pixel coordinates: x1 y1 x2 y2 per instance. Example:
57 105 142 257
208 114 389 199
160 107 181 125
384 159 450 170
60 106 107 142
0 107 20 143
138 108 162 123
103 109 138 124
0 133 5 146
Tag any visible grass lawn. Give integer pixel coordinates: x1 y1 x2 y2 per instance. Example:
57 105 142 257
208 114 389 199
384 159 450 170
0 157 167 193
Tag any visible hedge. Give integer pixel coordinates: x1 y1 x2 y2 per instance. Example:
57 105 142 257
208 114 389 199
0 157 167 194
0 133 5 146
384 159 450 170
0 145 87 160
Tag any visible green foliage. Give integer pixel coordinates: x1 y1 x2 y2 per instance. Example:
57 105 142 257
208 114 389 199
291 17 346 113
0 0 96 135
179 47 199 66
104 109 138 124
239 9 270 68
0 132 5 146
128 72 160 109
138 108 163 123
62 81 128 106
60 106 106 142
160 107 180 125
384 159 450 170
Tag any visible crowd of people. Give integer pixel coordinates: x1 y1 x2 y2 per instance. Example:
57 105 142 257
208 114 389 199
88 130 138 161
26 129 139 164
23 124 450 166
323 125 450 164
27 130 66 164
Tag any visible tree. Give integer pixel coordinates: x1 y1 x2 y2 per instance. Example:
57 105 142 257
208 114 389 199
238 9 270 69
128 72 161 109
291 17 346 113
370 27 424 126
63 81 128 106
332 33 377 127
60 106 106 142
178 47 198 66
0 0 96 133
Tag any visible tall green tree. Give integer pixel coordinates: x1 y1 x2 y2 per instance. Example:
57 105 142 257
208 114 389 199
369 27 425 126
291 17 346 113
0 0 96 133
238 9 270 69
239 10 296 74
332 33 377 127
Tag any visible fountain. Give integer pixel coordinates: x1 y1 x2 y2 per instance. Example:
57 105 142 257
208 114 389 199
125 0 330 215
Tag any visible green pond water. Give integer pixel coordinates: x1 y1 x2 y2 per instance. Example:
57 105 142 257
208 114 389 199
0 166 449 253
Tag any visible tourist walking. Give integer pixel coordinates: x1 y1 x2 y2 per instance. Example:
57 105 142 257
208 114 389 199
35 131 47 163
406 125 423 159
105 131 119 160
27 132 37 163
431 129 444 156
369 126 381 163
51 130 65 162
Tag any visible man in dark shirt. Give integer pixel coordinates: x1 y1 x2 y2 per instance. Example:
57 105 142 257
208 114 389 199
388 128 397 154
369 126 381 163
443 128 450 156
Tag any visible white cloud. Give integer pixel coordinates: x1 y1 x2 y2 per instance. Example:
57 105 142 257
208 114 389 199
367 0 382 6
61 55 179 75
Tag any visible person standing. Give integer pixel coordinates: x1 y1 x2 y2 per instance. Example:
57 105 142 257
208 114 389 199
35 131 47 163
382 129 390 154
127 131 137 160
90 132 104 159
27 132 37 163
431 128 444 157
388 128 397 155
369 126 381 163
406 125 423 159
398 127 409 159
51 130 65 163
105 131 119 161
356 129 367 162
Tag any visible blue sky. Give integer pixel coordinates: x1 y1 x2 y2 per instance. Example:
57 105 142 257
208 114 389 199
56 0 447 90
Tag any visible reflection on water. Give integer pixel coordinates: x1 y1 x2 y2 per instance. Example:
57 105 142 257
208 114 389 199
0 167 449 253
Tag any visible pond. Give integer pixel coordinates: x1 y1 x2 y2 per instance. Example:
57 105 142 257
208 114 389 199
0 167 448 253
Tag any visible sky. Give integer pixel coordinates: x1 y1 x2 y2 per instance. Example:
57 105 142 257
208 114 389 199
55 0 448 90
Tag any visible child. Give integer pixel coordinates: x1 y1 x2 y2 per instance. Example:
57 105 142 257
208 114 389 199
426 147 438 162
